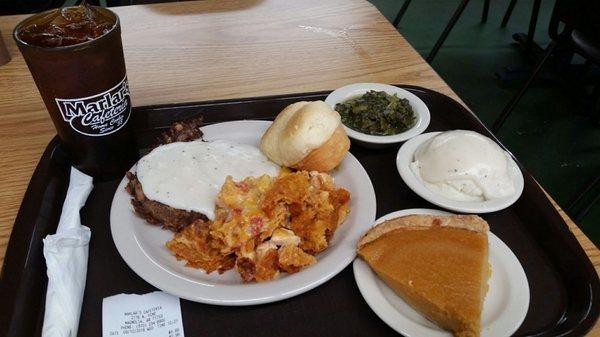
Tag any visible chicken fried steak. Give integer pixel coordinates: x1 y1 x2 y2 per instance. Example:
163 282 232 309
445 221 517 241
125 117 208 232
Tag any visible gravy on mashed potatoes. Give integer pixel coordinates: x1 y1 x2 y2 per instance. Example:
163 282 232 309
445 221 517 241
410 130 515 201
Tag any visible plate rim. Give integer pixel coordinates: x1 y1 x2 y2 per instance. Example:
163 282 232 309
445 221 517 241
396 131 525 213
110 120 377 305
352 208 530 337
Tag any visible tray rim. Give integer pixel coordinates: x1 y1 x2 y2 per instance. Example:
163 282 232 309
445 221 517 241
1 86 598 337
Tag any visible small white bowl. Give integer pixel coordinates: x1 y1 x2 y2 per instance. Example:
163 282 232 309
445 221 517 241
325 83 430 148
396 132 524 213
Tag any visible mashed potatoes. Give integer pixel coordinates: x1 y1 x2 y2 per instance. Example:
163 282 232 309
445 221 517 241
410 130 516 201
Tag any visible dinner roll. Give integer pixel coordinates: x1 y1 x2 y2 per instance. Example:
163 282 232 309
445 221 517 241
261 101 350 172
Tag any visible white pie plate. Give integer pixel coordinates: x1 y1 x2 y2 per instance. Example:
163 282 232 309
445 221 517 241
353 208 530 337
396 132 524 213
110 120 377 305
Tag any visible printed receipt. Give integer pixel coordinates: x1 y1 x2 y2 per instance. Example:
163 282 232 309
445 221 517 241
102 291 184 337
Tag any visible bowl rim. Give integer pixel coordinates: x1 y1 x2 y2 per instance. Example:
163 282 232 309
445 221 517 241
324 83 431 144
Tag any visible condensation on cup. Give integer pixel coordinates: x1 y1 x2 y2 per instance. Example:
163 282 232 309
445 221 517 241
14 4 137 180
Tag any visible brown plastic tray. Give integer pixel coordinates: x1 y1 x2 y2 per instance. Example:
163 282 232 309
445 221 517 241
1 86 598 336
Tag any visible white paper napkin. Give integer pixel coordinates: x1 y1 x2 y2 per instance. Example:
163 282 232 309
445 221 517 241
42 168 93 337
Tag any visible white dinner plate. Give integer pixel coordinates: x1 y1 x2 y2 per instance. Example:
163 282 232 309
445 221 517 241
353 208 530 337
324 83 430 148
396 132 524 213
110 120 377 305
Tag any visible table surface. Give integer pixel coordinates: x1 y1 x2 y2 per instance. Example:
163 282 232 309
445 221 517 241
0 0 598 334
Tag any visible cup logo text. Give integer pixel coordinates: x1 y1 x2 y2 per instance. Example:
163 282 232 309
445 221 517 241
55 76 131 136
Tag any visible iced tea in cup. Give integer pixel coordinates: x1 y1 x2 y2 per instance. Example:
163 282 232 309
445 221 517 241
14 4 137 180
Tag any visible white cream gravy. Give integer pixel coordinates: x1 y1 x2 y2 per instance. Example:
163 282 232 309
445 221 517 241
136 140 280 220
